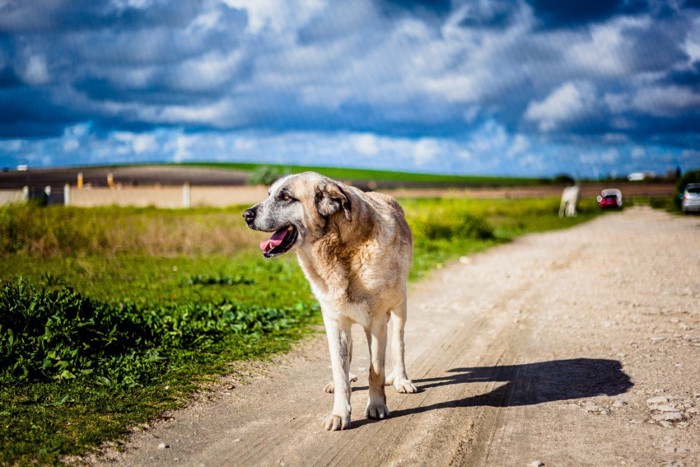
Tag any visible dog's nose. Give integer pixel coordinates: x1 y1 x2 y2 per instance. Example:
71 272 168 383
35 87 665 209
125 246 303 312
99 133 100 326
243 207 256 224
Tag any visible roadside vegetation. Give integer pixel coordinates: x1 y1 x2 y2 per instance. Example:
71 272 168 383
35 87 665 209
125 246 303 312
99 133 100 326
180 162 552 187
1 196 599 464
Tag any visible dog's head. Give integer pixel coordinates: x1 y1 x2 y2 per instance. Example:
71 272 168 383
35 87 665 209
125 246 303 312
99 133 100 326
242 172 352 258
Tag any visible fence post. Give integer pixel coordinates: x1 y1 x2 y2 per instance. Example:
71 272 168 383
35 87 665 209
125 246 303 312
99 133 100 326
183 182 191 208
22 186 29 202
64 184 71 206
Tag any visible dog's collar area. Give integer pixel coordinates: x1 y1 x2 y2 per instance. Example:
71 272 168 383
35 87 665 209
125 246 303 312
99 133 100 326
261 226 298 258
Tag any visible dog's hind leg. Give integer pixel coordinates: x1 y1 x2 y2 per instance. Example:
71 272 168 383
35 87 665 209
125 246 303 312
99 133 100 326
322 315 352 431
385 295 418 393
365 317 389 420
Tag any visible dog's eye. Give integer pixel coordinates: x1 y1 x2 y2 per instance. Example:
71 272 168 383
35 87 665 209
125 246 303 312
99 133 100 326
278 192 294 202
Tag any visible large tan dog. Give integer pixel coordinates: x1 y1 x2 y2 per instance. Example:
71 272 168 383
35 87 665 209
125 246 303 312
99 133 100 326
243 172 417 430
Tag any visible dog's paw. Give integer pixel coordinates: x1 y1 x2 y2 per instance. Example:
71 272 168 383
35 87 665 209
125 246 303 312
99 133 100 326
386 371 418 393
323 413 351 431
395 379 418 394
365 402 390 420
324 373 358 393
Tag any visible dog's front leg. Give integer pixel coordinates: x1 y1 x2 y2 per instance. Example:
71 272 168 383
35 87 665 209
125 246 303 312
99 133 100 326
324 332 358 393
322 314 352 431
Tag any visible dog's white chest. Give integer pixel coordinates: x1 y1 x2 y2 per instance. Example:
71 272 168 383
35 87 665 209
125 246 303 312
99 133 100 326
317 295 371 327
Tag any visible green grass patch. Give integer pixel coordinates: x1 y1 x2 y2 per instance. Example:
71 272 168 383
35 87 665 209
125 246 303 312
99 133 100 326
0 196 600 464
177 161 546 187
402 196 599 279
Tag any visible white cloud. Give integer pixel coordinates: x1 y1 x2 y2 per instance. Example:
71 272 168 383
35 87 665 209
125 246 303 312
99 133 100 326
352 133 380 156
525 82 596 132
507 134 530 158
20 54 50 85
684 16 700 63
63 139 79 152
469 120 508 154
223 0 325 34
412 138 440 166
518 153 545 172
457 149 474 162
171 134 194 162
132 134 157 154
170 51 243 91
631 85 700 117
113 0 156 9
156 99 239 127
567 19 631 76
233 137 256 151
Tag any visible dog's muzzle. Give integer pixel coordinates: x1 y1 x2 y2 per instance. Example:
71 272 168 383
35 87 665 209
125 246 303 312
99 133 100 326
242 206 299 258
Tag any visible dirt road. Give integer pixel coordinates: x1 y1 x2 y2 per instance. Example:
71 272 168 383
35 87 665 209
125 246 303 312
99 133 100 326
98 207 699 466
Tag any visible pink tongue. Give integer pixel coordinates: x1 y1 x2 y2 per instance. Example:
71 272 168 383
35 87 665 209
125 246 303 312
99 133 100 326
260 228 289 252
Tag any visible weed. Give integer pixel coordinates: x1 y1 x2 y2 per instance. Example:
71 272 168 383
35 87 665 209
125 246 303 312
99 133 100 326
0 279 319 463
183 274 255 286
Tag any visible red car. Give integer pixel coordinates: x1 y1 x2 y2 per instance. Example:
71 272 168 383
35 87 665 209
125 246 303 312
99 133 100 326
597 188 623 209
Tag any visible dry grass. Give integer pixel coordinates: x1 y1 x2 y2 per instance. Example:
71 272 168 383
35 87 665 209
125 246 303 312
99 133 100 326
0 204 258 257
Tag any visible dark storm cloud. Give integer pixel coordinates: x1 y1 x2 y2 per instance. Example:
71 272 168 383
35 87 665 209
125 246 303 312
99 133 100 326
0 0 249 136
526 0 650 28
0 0 201 33
0 0 697 176
376 0 453 18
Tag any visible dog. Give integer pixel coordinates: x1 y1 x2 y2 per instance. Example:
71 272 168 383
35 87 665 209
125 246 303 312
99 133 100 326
243 172 417 431
559 185 580 218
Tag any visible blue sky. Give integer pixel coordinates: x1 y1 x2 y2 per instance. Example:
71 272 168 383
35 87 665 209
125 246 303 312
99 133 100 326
0 0 699 178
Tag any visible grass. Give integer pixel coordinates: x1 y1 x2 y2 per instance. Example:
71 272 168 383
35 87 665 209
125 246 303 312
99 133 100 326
0 196 600 464
177 161 548 187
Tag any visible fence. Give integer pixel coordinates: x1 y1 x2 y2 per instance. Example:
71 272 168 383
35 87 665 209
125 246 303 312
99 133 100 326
0 187 28 206
65 184 267 208
2 182 678 208
0 184 269 208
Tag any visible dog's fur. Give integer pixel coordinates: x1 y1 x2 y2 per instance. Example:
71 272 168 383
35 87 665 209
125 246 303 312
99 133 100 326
243 172 416 430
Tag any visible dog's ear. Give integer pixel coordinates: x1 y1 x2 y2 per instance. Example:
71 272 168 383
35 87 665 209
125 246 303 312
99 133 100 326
315 181 352 222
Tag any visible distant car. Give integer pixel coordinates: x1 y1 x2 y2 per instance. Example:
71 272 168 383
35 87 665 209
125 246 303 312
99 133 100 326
597 188 623 209
681 183 700 214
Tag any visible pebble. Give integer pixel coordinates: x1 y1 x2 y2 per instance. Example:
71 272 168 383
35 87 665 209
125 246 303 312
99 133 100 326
646 396 670 405
157 442 170 450
653 404 679 413
529 461 545 467
652 412 685 422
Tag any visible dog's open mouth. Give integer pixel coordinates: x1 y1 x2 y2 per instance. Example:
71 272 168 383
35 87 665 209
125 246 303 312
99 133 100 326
259 226 298 258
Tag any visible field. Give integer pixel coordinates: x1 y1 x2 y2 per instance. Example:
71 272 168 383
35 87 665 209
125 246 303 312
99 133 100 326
2 195 602 464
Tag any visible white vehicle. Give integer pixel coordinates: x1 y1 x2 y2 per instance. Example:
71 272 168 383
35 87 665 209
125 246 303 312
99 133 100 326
681 183 700 214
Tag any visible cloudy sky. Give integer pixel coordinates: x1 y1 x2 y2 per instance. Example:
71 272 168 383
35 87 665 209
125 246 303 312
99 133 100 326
0 0 699 178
